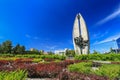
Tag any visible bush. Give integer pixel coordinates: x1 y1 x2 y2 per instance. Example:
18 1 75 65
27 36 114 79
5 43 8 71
93 64 120 80
68 62 92 74
0 70 27 80
32 58 43 63
68 62 120 80
75 53 120 61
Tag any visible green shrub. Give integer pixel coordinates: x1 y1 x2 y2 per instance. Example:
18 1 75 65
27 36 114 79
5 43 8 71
68 62 120 80
93 64 120 80
0 70 27 80
75 53 120 61
68 62 92 74
0 54 66 61
33 58 43 63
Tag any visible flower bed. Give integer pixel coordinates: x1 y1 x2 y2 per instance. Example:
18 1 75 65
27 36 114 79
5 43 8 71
0 59 85 78
2 59 119 80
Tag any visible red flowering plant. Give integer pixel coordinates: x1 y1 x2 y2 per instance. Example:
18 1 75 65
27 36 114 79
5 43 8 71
0 60 10 65
0 59 89 78
36 63 62 78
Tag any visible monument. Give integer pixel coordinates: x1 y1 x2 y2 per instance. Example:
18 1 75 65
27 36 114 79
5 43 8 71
73 13 89 54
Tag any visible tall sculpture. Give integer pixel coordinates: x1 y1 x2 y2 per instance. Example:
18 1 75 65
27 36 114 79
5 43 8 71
73 13 89 54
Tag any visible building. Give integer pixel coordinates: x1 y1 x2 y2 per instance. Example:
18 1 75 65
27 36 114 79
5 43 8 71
30 48 34 51
112 49 120 53
117 38 120 49
111 37 120 53
54 48 68 55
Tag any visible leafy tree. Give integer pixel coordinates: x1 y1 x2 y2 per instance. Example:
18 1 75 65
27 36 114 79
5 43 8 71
65 50 75 57
93 50 98 54
0 44 2 53
40 50 44 55
13 44 25 54
109 47 115 53
48 51 54 55
1 40 12 53
21 46 25 53
30 48 39 52
26 48 41 54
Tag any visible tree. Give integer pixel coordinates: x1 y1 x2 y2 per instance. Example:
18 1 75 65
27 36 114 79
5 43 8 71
110 47 114 53
40 50 44 55
26 48 41 54
13 44 25 54
30 48 39 52
1 40 12 53
48 51 54 55
93 50 98 54
0 44 2 53
65 50 75 57
21 46 25 54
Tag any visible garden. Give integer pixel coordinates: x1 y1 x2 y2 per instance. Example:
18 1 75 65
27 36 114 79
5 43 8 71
0 41 120 80
0 53 120 80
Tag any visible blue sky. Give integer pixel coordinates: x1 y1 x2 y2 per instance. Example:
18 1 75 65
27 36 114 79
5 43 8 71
0 0 120 53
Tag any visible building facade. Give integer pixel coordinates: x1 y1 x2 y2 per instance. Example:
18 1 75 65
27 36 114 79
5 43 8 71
117 38 120 49
54 48 68 55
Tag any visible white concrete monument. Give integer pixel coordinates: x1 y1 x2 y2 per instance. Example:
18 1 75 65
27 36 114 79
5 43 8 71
73 13 89 54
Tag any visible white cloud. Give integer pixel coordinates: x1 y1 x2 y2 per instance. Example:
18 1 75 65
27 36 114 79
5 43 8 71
92 41 99 45
95 33 120 44
100 31 109 37
46 45 57 50
25 34 31 38
94 6 120 27
91 30 109 40
25 34 39 40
